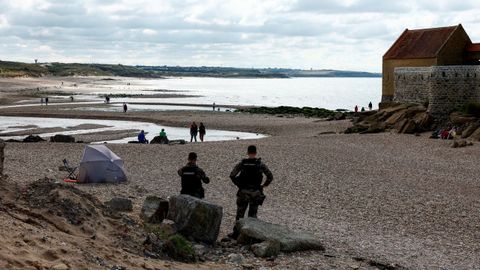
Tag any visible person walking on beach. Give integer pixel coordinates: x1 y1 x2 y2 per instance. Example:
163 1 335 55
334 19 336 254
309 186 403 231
199 122 206 142
190 122 198 142
40 98 44 105
354 105 358 113
368 101 373 111
178 152 210 199
45 97 49 105
123 102 128 113
230 145 273 221
213 102 216 111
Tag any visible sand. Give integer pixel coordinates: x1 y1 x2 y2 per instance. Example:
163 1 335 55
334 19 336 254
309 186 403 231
0 77 479 269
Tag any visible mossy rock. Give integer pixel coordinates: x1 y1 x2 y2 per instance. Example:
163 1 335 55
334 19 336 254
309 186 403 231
163 234 196 262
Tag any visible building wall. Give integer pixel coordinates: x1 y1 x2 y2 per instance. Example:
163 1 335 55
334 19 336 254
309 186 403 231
394 66 480 118
437 26 471 65
382 58 437 102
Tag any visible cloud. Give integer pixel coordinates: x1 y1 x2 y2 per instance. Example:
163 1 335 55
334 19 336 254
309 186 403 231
0 0 479 72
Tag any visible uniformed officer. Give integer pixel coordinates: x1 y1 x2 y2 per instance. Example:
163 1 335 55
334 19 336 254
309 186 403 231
178 152 210 199
230 145 273 220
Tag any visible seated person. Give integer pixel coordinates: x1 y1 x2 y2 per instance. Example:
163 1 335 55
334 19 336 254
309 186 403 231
159 128 169 144
138 130 148 144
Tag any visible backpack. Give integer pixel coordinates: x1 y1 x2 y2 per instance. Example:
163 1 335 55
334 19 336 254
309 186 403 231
237 158 263 190
180 166 202 195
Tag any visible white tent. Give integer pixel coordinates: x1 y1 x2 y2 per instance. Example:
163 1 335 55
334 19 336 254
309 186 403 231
77 145 127 183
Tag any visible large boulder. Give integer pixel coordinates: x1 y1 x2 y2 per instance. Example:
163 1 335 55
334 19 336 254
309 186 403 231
23 135 45 143
469 127 480 141
140 196 169 224
251 240 281 258
450 112 477 126
150 136 169 144
105 197 133 212
396 119 417 134
462 122 480 138
167 195 222 244
50 134 75 143
235 218 324 253
168 139 186 145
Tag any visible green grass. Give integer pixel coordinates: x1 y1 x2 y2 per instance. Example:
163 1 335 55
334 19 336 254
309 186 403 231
163 234 196 262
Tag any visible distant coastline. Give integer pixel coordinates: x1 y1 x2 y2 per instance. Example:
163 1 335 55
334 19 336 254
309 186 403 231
0 60 381 79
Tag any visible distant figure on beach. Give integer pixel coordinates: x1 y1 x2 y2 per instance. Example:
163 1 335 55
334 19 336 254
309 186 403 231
190 122 198 142
123 102 128 113
138 130 148 144
45 97 49 105
228 145 273 238
61 81 63 86
105 96 110 103
159 128 169 144
199 122 206 142
178 152 210 199
40 98 44 105
70 96 74 102
361 107 365 112
368 101 373 111
213 102 216 111
354 105 358 113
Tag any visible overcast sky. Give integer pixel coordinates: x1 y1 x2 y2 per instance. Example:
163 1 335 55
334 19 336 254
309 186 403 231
1 0 479 72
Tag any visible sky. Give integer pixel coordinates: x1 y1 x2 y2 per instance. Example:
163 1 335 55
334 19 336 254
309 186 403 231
1 0 480 72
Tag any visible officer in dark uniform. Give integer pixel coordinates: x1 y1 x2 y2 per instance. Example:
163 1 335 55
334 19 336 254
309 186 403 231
230 145 273 220
178 152 210 199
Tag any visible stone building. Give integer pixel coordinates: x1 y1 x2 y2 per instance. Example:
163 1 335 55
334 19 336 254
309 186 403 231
382 24 479 102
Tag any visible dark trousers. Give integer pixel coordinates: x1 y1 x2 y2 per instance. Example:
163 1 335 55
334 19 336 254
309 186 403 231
235 189 262 220
190 132 197 142
199 133 205 142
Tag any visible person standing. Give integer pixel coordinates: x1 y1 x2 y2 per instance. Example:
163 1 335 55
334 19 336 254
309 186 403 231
230 145 273 222
213 102 216 111
40 98 44 105
368 101 373 111
123 102 128 113
178 152 210 199
45 97 49 105
199 122 206 142
190 122 198 142
354 105 358 113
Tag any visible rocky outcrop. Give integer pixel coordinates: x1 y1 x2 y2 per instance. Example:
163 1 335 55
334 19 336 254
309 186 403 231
50 134 75 143
234 218 324 253
251 240 281 258
167 195 222 244
140 196 169 224
345 103 433 134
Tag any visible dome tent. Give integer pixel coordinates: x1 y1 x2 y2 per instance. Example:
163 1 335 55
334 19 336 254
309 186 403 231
77 145 127 183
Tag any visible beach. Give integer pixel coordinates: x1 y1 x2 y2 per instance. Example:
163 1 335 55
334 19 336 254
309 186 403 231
0 77 479 269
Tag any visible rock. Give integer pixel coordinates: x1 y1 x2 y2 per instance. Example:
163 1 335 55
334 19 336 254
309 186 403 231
228 253 245 265
462 122 480 138
235 218 324 253
468 127 480 141
168 139 186 145
450 112 476 125
50 263 69 270
128 141 141 144
105 197 133 212
167 195 222 244
251 240 281 258
193 244 207 257
140 196 169 224
396 119 417 134
150 136 169 144
360 123 386 134
50 134 75 143
23 135 45 143
413 112 433 131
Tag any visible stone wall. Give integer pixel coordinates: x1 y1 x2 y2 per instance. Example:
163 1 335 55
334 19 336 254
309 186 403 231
394 65 480 118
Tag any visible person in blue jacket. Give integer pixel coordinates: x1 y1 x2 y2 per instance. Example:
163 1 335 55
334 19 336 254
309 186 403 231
138 130 148 144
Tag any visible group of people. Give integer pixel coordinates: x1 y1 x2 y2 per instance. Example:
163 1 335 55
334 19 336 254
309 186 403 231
178 145 273 238
40 97 49 105
431 126 458 140
137 128 169 144
354 101 373 113
189 122 207 142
